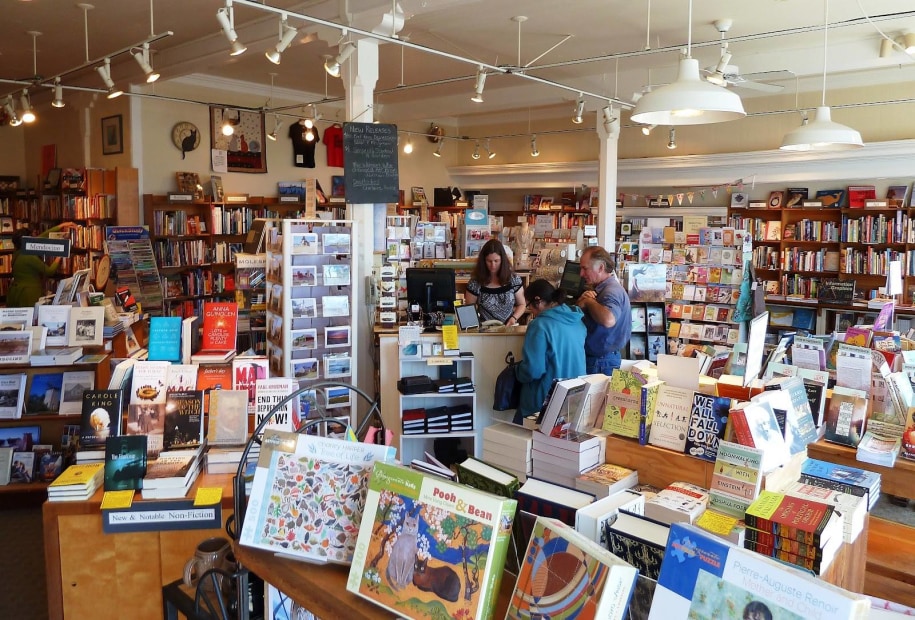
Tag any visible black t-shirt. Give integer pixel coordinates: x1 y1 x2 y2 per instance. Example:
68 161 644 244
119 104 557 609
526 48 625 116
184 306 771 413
288 122 321 168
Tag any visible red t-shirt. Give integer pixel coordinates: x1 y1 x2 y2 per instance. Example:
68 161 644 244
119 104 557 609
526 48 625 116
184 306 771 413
324 124 344 168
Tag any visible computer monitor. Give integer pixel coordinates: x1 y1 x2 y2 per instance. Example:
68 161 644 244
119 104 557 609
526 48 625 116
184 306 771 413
558 260 585 302
405 268 457 317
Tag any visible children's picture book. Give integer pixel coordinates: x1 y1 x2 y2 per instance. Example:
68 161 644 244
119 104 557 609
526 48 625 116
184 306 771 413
507 516 637 620
347 461 517 620
147 316 182 362
163 390 204 450
104 434 147 492
79 389 123 450
240 430 396 564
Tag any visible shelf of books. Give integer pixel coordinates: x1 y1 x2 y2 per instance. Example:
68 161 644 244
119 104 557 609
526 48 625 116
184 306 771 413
265 219 357 429
0 184 36 301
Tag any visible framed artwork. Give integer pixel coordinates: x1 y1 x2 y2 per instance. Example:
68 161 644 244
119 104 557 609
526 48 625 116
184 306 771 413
210 106 267 173
101 115 123 155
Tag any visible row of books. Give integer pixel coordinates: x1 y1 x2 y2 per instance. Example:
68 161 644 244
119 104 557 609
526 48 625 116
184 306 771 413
402 405 472 434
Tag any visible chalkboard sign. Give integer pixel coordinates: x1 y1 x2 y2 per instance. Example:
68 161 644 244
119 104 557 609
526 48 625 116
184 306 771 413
342 122 399 204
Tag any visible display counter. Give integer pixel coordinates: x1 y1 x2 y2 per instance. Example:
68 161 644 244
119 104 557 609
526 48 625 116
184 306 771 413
43 473 235 620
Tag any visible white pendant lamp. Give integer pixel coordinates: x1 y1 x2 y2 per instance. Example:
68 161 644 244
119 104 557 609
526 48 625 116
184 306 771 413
780 0 862 151
631 0 745 126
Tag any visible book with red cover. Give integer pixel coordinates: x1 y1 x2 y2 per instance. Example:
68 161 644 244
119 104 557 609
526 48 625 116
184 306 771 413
191 302 238 362
196 364 233 413
846 185 876 209
744 490 839 546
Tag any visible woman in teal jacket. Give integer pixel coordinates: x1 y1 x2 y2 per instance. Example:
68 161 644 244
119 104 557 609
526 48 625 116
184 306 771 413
514 279 587 424
7 222 78 308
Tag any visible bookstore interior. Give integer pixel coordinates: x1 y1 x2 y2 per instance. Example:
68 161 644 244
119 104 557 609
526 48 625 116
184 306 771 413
5 1 915 619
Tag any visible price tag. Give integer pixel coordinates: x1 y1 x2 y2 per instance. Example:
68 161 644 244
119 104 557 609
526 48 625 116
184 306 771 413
101 490 135 510
194 487 223 506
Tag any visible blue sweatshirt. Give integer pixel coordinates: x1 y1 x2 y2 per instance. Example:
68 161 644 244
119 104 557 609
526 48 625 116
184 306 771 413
515 303 587 422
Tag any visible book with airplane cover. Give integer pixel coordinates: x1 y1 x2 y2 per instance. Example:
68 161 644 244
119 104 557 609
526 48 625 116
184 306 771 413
241 429 395 564
647 522 870 620
79 389 123 451
683 393 731 462
346 461 517 620
647 384 694 452
506 516 637 620
103 434 147 492
162 390 204 451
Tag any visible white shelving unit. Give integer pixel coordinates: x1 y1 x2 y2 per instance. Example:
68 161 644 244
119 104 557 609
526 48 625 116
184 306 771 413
398 345 478 465
265 218 357 427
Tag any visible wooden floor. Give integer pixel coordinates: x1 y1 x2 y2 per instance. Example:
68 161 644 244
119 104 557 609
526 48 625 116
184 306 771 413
0 507 48 620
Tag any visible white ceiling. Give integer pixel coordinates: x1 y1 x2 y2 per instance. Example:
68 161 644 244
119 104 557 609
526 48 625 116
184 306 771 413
2 0 915 128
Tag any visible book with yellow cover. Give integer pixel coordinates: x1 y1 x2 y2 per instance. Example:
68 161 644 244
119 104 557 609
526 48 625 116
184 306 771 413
49 462 104 489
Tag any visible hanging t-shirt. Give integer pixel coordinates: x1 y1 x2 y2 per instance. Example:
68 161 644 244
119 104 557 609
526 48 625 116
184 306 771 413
289 121 320 168
324 124 344 168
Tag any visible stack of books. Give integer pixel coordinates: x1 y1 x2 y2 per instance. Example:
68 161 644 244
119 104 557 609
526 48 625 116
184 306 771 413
573 462 638 499
605 508 671 580
800 458 881 511
743 490 844 574
47 462 104 502
402 408 426 435
447 404 472 431
141 446 204 500
780 480 868 543
482 422 532 481
206 444 259 475
531 429 601 487
643 481 710 525
856 431 901 467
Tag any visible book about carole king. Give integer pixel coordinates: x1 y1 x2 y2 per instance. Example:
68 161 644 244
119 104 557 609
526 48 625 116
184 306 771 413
79 389 123 450
506 516 638 620
646 522 870 620
347 461 517 620
191 302 238 362
240 430 395 564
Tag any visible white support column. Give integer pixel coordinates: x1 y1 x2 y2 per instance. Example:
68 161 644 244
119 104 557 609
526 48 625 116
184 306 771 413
596 113 620 252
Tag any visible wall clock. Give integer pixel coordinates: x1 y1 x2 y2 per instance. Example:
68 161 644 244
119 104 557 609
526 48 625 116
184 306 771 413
93 254 111 291
171 121 200 159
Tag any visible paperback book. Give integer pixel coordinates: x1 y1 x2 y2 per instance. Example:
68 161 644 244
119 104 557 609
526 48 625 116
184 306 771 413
163 390 205 451
147 316 182 361
647 384 694 452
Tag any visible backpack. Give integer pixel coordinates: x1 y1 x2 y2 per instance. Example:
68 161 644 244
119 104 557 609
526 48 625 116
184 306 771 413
493 352 522 411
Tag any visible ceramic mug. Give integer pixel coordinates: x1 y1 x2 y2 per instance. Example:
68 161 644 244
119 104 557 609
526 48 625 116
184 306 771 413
183 537 232 587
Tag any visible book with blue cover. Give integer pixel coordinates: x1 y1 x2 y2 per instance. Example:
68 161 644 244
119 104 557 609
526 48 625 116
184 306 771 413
799 458 880 509
147 316 182 362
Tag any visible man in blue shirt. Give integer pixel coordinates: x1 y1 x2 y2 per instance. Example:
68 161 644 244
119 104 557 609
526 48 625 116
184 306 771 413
577 246 631 374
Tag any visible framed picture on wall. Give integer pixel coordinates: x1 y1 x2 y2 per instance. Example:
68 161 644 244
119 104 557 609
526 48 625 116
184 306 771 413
209 106 267 173
101 115 123 155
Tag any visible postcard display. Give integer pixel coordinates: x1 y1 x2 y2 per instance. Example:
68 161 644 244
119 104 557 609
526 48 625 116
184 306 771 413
265 219 357 427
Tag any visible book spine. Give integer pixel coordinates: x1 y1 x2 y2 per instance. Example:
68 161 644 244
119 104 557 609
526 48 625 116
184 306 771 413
798 474 868 501
729 411 755 447
478 501 517 619
744 510 822 546
743 529 826 558
744 541 825 572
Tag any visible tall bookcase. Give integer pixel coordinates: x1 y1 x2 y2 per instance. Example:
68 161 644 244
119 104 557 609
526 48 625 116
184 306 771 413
265 218 357 428
0 187 36 301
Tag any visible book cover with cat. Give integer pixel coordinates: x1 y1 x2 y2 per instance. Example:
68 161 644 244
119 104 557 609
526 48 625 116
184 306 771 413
347 461 517 620
240 430 395 564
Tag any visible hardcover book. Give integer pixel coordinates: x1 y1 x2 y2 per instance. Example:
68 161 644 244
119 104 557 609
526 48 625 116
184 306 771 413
0 373 26 419
456 456 520 498
254 377 298 432
79 389 123 450
163 390 204 450
165 364 198 392
67 306 105 347
104 435 147 492
37 304 71 347
574 462 638 499
605 509 670 581
516 477 595 526
708 441 763 518
647 523 869 620
647 384 694 452
683 393 731 462
602 369 661 443
823 386 868 447
206 389 249 445
196 363 233 412
346 461 517 620
25 372 64 414
744 490 841 546
643 481 709 525
574 488 645 547
506 516 638 620
727 400 790 472
538 377 587 437
232 355 269 415
191 301 239 362
147 316 182 362
59 370 95 416
241 430 396 564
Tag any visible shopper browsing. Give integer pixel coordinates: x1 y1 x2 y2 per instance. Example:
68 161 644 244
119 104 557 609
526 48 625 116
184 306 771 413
513 279 586 424
464 239 526 325
577 246 631 374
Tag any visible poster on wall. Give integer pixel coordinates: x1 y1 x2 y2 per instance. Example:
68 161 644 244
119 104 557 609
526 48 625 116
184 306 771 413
210 106 267 173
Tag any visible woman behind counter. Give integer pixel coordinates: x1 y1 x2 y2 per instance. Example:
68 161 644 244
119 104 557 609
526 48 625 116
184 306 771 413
464 239 525 325
7 222 78 308
513 279 586 424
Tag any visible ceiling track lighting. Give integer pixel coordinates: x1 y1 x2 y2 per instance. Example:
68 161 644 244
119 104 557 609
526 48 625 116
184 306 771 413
879 32 915 57
471 66 486 103
641 124 656 136
51 78 65 108
325 41 356 78
484 138 495 159
667 127 677 150
19 90 35 124
403 137 413 154
572 94 585 124
631 0 744 125
530 135 540 158
601 106 617 132
4 97 22 127
706 50 732 87
96 58 123 99
266 16 297 65
433 140 444 157
267 114 282 141
471 141 481 160
132 42 160 83
216 2 247 56
780 0 862 151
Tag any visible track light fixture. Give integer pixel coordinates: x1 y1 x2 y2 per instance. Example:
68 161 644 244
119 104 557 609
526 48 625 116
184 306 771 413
667 127 677 150
572 94 585 124
216 2 247 56
471 66 486 103
403 137 413 154
266 16 297 65
641 124 657 136
96 58 123 99
324 41 356 78
602 106 617 132
19 91 35 124
51 78 65 108
132 43 160 83
433 140 444 157
267 115 282 141
4 97 21 127
472 141 481 160
484 138 495 159
530 135 540 157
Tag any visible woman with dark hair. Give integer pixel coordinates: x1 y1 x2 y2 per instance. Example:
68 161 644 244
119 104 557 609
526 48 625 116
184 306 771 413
513 279 586 424
464 238 525 325
7 222 78 308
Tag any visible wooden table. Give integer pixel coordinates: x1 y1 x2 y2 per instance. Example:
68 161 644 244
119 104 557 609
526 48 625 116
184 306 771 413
807 439 915 500
233 544 517 619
